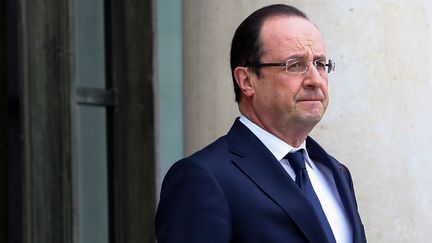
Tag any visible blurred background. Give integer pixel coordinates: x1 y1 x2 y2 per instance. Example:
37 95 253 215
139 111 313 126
2 0 432 242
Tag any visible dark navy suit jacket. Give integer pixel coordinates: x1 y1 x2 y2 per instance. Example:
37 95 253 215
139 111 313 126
155 119 366 243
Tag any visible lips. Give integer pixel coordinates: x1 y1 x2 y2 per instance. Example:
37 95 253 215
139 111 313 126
296 98 323 102
296 92 324 102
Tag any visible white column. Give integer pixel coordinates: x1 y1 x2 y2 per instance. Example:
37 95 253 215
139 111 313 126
183 1 432 242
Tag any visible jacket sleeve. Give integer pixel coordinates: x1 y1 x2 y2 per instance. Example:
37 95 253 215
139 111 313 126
155 158 232 243
342 164 359 209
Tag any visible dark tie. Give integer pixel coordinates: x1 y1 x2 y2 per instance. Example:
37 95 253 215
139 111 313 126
285 150 336 243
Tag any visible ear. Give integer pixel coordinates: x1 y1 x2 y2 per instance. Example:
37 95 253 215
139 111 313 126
234 67 255 98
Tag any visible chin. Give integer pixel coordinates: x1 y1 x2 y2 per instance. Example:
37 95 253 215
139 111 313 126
299 112 324 125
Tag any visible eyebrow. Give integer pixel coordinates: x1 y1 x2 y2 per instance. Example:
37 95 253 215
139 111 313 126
286 53 327 61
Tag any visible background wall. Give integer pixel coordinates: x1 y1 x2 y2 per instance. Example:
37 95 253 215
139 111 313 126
182 0 432 242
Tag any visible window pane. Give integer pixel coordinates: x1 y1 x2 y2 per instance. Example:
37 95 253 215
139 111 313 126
77 106 108 243
75 0 108 242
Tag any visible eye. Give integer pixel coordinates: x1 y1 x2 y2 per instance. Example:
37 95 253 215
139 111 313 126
286 60 306 73
314 60 327 71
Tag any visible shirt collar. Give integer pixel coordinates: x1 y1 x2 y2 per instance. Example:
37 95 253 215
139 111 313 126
239 115 308 161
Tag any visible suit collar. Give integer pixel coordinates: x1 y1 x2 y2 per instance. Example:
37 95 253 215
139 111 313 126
239 115 308 161
228 119 331 243
307 137 365 243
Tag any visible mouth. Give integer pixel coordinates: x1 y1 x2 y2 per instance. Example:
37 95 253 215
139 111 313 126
296 99 323 103
296 93 324 103
295 99 324 109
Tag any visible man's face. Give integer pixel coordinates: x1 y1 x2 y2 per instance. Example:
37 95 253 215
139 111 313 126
249 16 329 130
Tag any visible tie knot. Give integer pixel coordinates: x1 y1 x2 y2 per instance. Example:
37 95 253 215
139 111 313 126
285 150 306 172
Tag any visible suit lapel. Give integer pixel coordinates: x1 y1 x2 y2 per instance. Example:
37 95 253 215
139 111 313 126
227 119 330 243
307 137 364 243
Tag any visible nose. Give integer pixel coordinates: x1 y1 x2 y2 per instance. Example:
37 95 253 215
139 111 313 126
303 63 325 88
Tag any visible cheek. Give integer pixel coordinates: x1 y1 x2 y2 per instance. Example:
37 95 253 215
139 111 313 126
270 82 296 100
255 83 288 109
318 76 329 93
255 73 300 106
323 82 330 99
273 89 298 112
321 84 330 109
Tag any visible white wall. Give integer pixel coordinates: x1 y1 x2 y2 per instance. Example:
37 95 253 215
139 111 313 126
183 1 432 242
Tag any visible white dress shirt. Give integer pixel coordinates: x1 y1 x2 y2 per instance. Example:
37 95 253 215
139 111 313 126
239 115 353 243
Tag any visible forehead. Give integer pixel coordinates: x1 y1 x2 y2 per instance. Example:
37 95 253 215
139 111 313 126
259 16 326 58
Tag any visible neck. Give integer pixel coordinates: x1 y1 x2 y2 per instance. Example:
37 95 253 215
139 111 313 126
240 105 313 148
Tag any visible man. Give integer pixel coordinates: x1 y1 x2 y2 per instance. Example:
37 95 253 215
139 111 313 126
155 4 366 243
